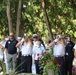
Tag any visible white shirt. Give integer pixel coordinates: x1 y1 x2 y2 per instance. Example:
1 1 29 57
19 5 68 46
33 41 38 50
21 42 32 55
34 45 46 60
33 41 44 53
0 41 5 60
73 44 76 50
17 44 22 52
53 42 65 56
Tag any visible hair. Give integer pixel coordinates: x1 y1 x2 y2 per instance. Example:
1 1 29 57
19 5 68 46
24 36 33 47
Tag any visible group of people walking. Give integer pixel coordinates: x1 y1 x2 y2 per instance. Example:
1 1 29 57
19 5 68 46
0 32 76 75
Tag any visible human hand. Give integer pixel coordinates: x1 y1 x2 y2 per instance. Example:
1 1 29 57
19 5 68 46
21 38 24 43
54 39 58 42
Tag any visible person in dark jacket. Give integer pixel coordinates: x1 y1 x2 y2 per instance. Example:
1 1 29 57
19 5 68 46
5 32 18 75
65 36 75 75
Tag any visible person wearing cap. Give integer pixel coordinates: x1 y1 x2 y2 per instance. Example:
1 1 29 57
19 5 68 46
65 36 75 75
32 34 39 74
5 32 18 75
33 40 46 74
49 34 65 75
16 36 32 73
32 34 39 60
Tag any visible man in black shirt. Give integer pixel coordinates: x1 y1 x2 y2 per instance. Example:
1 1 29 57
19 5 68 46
5 32 18 74
65 36 75 75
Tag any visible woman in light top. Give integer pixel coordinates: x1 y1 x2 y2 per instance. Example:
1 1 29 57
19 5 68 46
33 40 46 74
16 36 33 73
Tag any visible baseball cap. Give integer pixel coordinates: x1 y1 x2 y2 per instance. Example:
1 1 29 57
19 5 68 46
17 37 22 40
32 34 38 38
24 33 27 37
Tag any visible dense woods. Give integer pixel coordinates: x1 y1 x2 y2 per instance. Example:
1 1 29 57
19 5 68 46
0 0 76 41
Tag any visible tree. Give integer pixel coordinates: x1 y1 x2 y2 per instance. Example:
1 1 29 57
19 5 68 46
0 0 76 40
16 0 23 37
41 0 53 40
7 0 13 34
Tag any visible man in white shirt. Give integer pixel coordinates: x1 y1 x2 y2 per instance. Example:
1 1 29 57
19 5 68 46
49 34 65 75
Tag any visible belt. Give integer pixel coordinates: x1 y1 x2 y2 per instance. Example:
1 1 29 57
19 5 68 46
22 54 32 56
55 55 64 57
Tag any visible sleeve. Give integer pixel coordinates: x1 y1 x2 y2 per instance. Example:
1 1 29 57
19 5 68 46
42 46 46 54
16 40 18 44
73 44 76 50
33 47 37 54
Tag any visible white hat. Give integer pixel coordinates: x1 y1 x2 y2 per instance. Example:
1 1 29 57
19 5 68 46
32 34 38 37
24 33 27 36
17 37 22 40
5 38 9 41
58 35 62 39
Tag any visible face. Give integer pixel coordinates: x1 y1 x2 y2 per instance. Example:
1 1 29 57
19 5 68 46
66 37 71 42
9 35 14 39
38 41 41 46
24 37 29 42
33 37 38 41
9 32 14 40
56 34 62 40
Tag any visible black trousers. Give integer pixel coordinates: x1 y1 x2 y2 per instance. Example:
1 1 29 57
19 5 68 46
16 58 21 72
16 52 21 73
55 57 65 75
21 55 32 73
65 57 73 75
35 60 40 74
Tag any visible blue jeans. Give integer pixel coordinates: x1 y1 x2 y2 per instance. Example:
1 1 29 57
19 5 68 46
55 57 64 75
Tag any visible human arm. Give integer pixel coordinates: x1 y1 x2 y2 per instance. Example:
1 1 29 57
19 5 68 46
16 38 24 48
61 38 66 47
49 39 58 47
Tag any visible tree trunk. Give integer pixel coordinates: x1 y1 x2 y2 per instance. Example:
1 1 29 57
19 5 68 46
7 0 13 34
41 0 53 40
16 0 23 38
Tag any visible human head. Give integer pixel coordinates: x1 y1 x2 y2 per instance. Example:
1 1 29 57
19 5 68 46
5 37 9 41
32 34 38 41
56 33 62 40
9 32 14 40
24 36 31 44
37 40 42 46
24 33 27 38
66 36 71 42
17 37 22 42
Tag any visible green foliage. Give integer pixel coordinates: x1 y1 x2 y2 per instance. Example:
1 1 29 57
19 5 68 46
39 51 60 75
0 0 76 41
